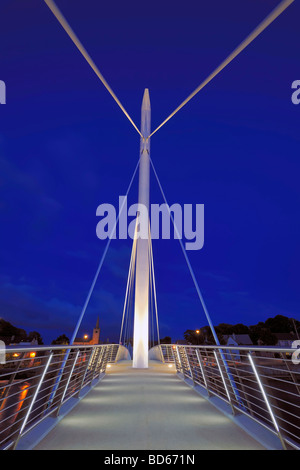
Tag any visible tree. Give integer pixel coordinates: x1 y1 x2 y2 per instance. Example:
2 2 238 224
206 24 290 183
160 336 172 344
183 329 205 345
216 323 234 336
51 334 70 345
28 331 43 345
232 323 250 335
249 324 278 345
258 329 277 346
264 315 298 334
0 318 26 344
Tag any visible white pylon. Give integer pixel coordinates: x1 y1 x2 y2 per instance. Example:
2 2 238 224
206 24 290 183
132 89 151 368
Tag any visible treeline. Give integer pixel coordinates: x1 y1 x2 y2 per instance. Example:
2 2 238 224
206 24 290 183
160 315 300 346
0 318 73 346
0 318 43 345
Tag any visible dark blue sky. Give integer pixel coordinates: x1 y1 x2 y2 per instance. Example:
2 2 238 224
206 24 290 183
0 0 299 344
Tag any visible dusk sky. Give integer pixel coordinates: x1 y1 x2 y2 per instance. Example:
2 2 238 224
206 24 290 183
0 0 299 345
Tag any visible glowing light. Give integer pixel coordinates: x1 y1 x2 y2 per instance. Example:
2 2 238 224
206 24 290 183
132 89 150 370
19 353 53 435
29 352 36 358
248 353 280 433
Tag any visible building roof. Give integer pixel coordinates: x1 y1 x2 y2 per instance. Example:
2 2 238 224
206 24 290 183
224 334 253 346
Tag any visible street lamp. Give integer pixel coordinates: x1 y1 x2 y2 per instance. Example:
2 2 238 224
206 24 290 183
195 329 201 345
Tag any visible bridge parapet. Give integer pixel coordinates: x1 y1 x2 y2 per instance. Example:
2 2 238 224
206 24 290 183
155 343 300 450
115 345 131 362
0 343 119 450
148 345 165 362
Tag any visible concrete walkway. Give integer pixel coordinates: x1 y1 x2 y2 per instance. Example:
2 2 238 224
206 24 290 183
34 360 265 450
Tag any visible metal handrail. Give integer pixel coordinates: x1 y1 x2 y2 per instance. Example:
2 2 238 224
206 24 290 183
159 343 300 450
0 343 120 450
2 342 299 450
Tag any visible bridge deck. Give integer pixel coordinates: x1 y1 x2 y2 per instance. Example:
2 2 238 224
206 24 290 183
34 360 265 450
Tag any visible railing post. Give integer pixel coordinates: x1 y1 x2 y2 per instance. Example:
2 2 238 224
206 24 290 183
93 346 106 379
47 346 73 408
90 346 102 380
248 352 287 450
185 348 196 385
56 350 80 417
101 345 111 374
176 346 184 374
159 344 165 363
195 348 212 397
227 348 255 417
88 346 97 379
12 351 53 450
0 352 25 402
214 350 236 415
166 345 174 363
76 347 94 397
115 345 121 363
178 346 189 377
169 345 176 364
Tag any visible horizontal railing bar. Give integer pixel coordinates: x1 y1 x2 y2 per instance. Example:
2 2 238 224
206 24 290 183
263 398 300 420
0 344 117 450
179 344 297 353
4 344 116 353
271 410 300 429
165 343 300 450
259 383 300 403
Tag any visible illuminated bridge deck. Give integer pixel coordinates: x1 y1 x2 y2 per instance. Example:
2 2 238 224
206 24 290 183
33 361 264 450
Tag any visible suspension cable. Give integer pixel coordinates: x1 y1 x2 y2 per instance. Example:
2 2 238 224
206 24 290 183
119 219 138 345
70 157 140 345
150 157 246 406
149 157 220 345
148 0 294 139
43 0 143 138
149 223 161 346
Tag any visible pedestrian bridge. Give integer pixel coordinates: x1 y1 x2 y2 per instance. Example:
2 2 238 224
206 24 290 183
33 361 263 451
0 343 299 451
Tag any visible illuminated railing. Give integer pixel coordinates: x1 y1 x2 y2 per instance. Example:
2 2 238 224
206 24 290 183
106 344 120 363
0 343 120 450
158 343 300 450
2 342 299 450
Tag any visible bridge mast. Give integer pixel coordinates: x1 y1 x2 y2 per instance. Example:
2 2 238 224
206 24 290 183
132 89 151 368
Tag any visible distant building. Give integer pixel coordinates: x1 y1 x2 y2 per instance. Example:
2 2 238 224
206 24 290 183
74 317 101 345
9 338 38 347
223 334 253 362
224 334 253 347
274 333 296 348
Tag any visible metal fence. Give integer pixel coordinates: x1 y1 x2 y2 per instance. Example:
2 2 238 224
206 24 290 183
0 343 119 450
2 342 299 450
159 343 300 450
